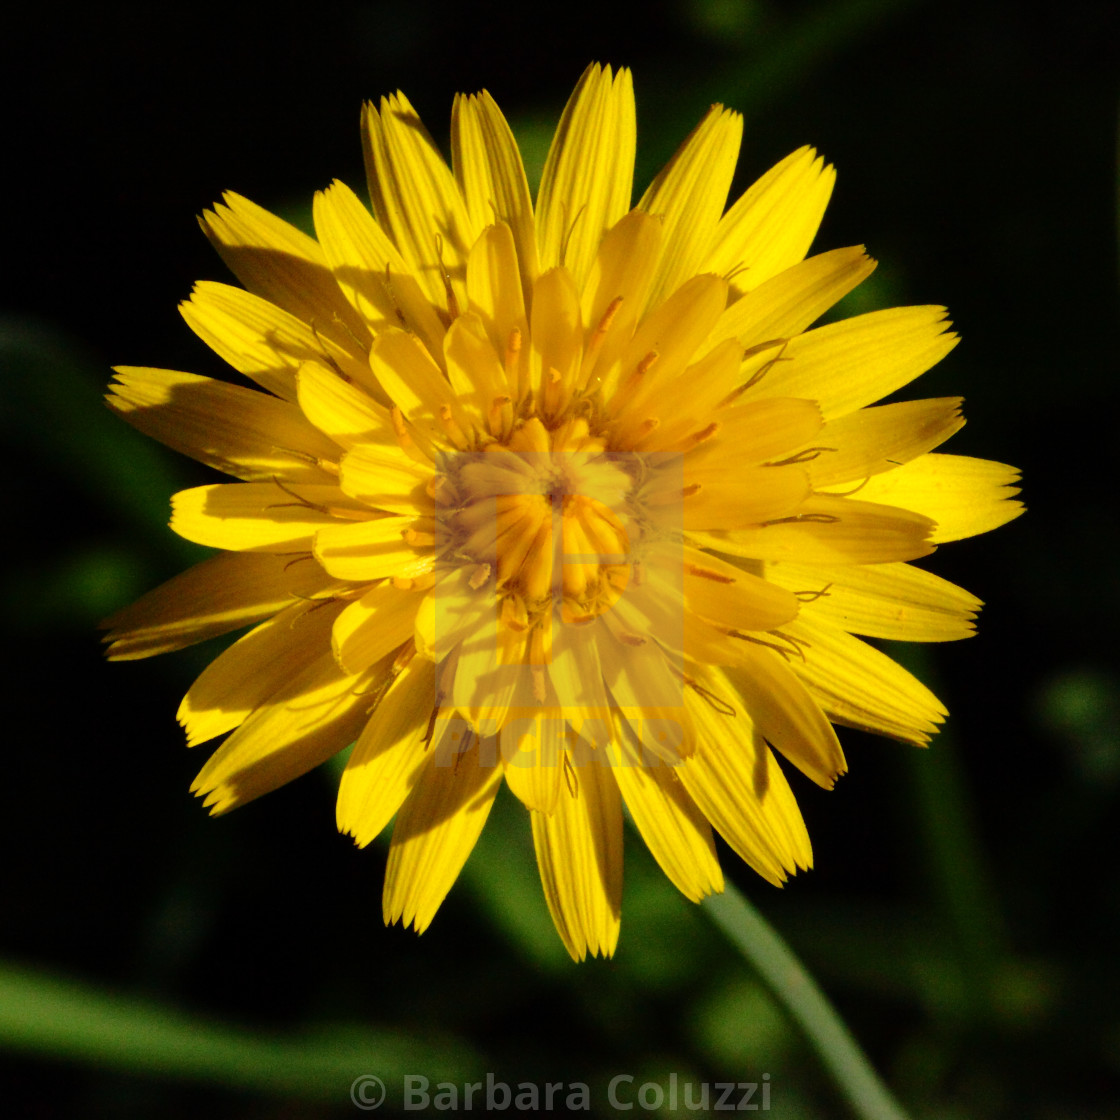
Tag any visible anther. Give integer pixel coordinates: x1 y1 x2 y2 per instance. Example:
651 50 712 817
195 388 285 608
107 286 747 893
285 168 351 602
488 395 512 437
686 562 735 584
579 295 624 382
439 403 468 448
404 527 436 547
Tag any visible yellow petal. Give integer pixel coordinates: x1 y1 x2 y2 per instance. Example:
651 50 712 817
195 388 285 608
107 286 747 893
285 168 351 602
611 753 723 903
677 672 811 883
108 367 339 483
449 615 526 732
529 267 583 406
713 246 876 350
384 737 503 933
609 275 729 437
808 398 965 488
296 360 395 452
370 327 468 436
313 516 433 582
764 560 982 642
536 63 636 288
697 397 824 465
338 444 435 514
199 192 370 380
638 104 743 306
683 463 810 530
179 599 344 746
501 706 567 815
463 223 530 395
784 614 947 745
706 146 835 295
531 757 623 961
578 210 663 395
335 657 437 846
332 581 424 675
362 92 474 312
180 281 332 401
682 547 800 631
693 495 936 564
171 482 368 552
723 643 846 789
101 552 336 660
191 650 377 815
452 90 539 304
854 453 1024 542
444 309 513 412
745 306 959 420
312 179 447 367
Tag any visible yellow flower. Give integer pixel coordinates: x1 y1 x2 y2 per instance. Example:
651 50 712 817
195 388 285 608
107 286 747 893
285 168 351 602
103 64 1022 960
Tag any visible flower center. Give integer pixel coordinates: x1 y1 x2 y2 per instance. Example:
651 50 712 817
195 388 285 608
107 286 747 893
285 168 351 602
442 417 634 626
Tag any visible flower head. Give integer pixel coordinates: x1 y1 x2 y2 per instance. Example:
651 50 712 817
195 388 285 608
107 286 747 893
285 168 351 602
104 64 1022 960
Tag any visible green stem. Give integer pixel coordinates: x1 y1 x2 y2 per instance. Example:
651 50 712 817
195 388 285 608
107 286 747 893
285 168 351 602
704 885 911 1120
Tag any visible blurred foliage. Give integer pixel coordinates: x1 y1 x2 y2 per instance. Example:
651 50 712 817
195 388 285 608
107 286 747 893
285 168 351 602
2 0 1118 1116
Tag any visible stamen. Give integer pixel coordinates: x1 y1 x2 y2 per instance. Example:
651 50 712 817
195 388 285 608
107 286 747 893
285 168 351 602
684 677 737 717
795 584 832 603
332 311 372 355
308 322 352 381
468 563 491 590
617 631 647 647
434 232 461 321
768 446 835 467
615 349 660 404
760 512 840 526
382 263 410 329
741 338 790 392
272 445 341 474
686 562 735 584
488 395 512 438
403 526 437 547
390 406 429 463
725 629 808 662
675 421 720 453
824 478 870 497
504 327 523 398
392 639 417 674
501 594 529 632
439 403 469 449
558 202 587 268
563 752 579 798
423 694 443 748
579 295 623 383
282 552 317 571
267 477 330 514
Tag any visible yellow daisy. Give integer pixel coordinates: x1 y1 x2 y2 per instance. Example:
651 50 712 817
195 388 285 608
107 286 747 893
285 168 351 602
103 64 1022 961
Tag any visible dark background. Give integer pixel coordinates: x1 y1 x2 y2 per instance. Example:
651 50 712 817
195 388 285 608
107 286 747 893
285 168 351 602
2 1 1117 1116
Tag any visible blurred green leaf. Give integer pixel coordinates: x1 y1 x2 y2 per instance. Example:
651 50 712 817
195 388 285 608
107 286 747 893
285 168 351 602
0 960 484 1097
